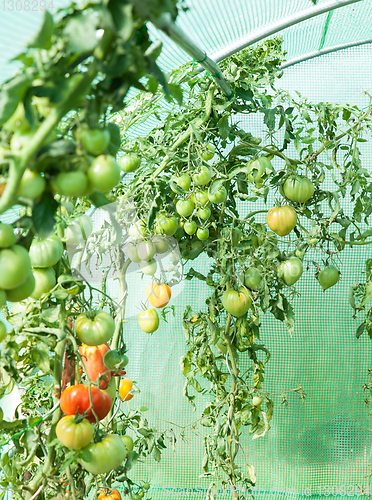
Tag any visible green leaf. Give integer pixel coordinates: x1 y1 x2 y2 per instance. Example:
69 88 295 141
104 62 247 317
180 352 192 376
261 108 276 131
139 406 148 412
108 1 134 41
0 75 31 126
31 343 50 373
218 115 229 140
153 446 161 462
107 122 122 157
41 306 61 324
168 84 183 106
208 178 226 195
64 13 99 53
27 10 54 49
32 192 58 238
126 451 139 471
247 464 256 483
356 322 365 339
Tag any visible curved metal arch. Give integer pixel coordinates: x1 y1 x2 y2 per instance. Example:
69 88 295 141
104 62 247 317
281 39 372 69
196 0 363 70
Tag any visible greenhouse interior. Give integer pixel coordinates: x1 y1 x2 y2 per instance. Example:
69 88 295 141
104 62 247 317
1 0 372 499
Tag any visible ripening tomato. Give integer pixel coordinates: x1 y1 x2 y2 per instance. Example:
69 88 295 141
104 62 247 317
317 265 340 290
78 434 127 474
0 321 7 341
0 223 16 248
98 488 122 500
278 257 303 286
75 311 115 346
176 199 194 217
176 173 191 191
119 378 134 401
60 384 112 423
200 143 215 161
56 415 94 450
29 234 63 268
0 245 32 290
246 157 274 186
54 171 88 197
87 155 121 193
119 154 140 173
18 169 46 199
267 206 297 237
283 175 314 203
146 282 171 308
222 287 252 317
193 166 212 186
30 267 56 300
138 308 159 333
79 343 112 389
81 128 111 156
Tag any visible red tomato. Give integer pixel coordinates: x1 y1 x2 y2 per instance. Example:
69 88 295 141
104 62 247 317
60 384 112 423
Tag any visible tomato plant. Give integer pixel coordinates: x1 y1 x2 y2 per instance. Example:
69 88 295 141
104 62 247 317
60 384 112 423
56 415 94 450
138 308 159 333
267 205 297 236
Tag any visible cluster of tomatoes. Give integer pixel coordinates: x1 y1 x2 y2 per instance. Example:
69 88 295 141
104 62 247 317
0 225 66 339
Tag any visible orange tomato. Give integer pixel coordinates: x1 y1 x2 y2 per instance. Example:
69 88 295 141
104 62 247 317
98 488 122 500
119 378 134 401
145 282 171 308
266 205 297 236
79 343 112 389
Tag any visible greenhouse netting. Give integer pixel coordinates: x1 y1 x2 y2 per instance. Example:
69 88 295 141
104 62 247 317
1 1 372 500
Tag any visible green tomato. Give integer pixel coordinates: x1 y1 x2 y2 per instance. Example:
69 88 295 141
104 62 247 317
283 175 314 203
139 259 157 276
103 350 129 370
197 228 209 241
184 220 197 235
143 482 150 491
193 166 212 186
29 234 63 268
75 311 116 346
129 219 148 239
81 128 111 156
87 155 121 193
232 228 242 247
200 143 215 161
155 216 178 236
194 190 210 206
126 242 141 263
0 245 32 290
54 171 88 197
252 396 263 407
247 157 274 186
222 287 252 318
3 102 31 133
138 308 159 333
197 207 211 220
6 271 35 302
121 435 134 454
78 434 127 475
176 173 191 191
176 199 194 217
0 321 7 341
318 265 340 290
208 185 227 204
119 154 140 173
18 169 46 199
151 235 170 254
30 267 56 299
0 224 16 248
278 256 303 286
137 241 156 261
243 267 262 291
